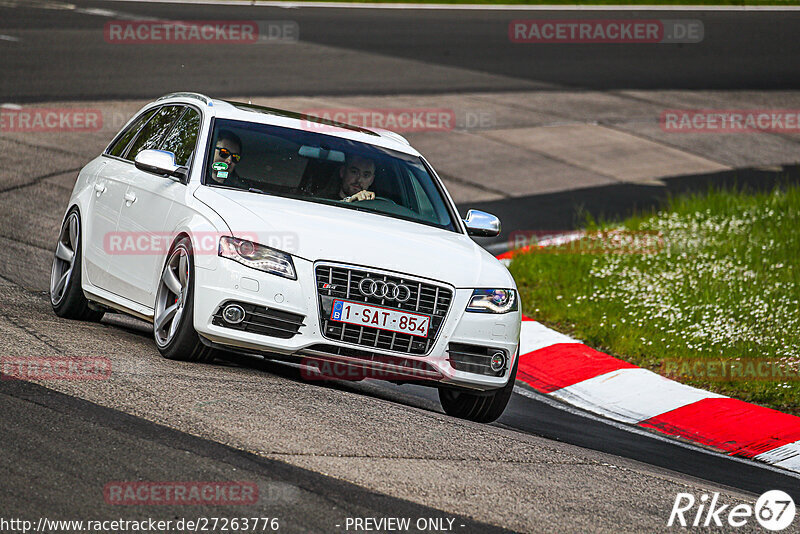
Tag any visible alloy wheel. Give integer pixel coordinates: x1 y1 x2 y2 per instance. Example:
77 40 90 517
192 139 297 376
50 213 79 306
154 245 190 347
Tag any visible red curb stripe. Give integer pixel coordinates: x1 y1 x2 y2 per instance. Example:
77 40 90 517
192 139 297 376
639 398 800 458
517 343 638 393
497 244 543 260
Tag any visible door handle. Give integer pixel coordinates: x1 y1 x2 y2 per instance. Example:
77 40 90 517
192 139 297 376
124 191 137 205
93 182 106 195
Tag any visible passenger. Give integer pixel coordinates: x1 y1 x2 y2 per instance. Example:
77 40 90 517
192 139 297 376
209 130 249 189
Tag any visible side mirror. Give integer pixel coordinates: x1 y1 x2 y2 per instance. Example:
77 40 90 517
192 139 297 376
134 149 188 183
463 209 501 237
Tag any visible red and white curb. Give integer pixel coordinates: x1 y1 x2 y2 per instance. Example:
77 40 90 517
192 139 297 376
513 317 800 474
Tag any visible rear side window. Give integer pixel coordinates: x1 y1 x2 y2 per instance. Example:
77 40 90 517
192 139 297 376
125 105 184 162
107 109 157 158
159 108 201 166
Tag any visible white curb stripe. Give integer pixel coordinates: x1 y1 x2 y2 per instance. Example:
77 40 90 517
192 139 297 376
754 440 800 471
519 320 580 355
549 367 726 424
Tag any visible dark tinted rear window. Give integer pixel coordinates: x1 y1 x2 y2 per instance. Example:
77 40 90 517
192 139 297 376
159 108 201 166
125 105 184 162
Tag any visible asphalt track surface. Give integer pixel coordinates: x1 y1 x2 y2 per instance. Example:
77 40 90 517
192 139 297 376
2 1 800 532
3 0 800 102
1 379 511 533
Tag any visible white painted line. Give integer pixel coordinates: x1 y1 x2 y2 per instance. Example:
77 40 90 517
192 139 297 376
549 367 726 424
519 319 580 355
754 440 800 472
97 0 800 11
11 0 155 20
0 0 89 9
537 231 584 247
0 35 20 42
513 384 800 479
75 7 120 16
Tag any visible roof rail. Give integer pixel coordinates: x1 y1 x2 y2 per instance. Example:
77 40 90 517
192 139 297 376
156 92 213 106
371 129 410 146
225 100 378 137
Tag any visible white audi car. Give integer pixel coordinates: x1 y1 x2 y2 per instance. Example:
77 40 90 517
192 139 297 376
50 92 521 422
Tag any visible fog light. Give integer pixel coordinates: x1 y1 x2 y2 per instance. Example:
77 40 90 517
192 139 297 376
222 304 245 324
490 351 506 372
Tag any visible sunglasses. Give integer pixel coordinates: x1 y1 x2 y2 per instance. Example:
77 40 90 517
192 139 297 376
215 146 241 163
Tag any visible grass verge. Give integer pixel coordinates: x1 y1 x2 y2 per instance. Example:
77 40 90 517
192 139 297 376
509 184 800 415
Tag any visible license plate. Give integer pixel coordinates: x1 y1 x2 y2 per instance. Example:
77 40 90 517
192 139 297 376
330 300 430 338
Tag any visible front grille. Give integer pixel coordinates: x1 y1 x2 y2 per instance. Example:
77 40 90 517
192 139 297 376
212 301 305 339
315 265 453 355
447 343 507 377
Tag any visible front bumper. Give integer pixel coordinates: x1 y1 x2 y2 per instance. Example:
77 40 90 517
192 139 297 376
193 257 521 391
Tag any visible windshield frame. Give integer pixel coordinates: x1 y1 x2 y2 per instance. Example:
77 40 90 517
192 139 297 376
200 117 463 234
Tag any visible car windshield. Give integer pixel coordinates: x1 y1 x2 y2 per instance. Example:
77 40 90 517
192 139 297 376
203 118 457 231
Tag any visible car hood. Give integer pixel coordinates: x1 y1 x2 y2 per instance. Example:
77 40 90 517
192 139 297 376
193 186 514 288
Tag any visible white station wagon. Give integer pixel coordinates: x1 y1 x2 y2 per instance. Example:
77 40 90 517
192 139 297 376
50 92 521 422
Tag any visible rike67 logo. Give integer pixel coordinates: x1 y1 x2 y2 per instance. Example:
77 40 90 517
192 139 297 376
668 490 796 531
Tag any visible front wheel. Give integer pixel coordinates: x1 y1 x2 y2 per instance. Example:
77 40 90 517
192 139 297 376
438 355 518 423
153 238 216 363
50 210 104 322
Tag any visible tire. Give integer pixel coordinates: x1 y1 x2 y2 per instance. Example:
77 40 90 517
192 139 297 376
438 354 519 423
153 237 216 363
50 209 104 322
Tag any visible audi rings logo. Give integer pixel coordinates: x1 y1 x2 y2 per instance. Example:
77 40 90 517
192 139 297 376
358 278 412 303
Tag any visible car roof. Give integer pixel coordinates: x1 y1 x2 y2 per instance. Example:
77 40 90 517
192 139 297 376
153 92 421 157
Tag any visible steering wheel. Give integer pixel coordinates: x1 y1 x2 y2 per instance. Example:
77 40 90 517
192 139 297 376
366 196 397 205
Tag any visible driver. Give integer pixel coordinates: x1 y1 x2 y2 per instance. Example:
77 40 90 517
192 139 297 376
338 155 376 202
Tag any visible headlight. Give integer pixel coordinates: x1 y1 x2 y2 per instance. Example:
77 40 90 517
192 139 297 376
219 236 296 280
466 289 518 313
